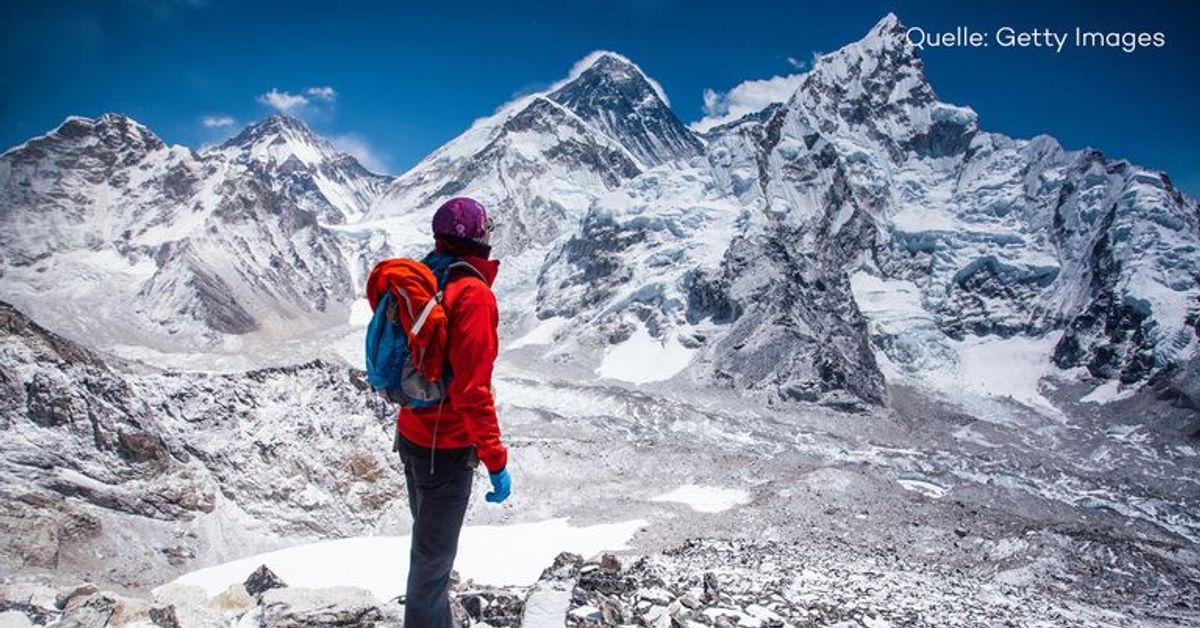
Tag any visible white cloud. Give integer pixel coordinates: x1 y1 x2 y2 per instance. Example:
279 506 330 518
330 133 391 174
256 86 338 115
304 86 337 102
690 73 808 133
201 115 234 128
257 89 309 113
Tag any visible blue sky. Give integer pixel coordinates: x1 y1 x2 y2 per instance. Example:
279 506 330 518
3 0 1198 196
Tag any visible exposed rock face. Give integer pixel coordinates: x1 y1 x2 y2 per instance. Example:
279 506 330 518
0 302 404 589
546 53 705 168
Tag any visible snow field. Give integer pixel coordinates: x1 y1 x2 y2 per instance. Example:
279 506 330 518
166 518 646 602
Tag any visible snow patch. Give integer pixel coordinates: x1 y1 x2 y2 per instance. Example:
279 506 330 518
347 298 373 328
1080 379 1137 404
650 485 750 513
947 333 1064 417
596 325 695 384
509 317 570 350
896 478 948 499
850 271 1065 417
165 518 645 602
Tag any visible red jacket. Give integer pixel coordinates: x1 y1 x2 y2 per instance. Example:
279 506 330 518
397 254 507 473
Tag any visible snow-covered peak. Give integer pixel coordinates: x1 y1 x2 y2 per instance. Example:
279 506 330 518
209 114 390 224
215 113 338 168
691 15 929 139
548 51 703 167
800 12 932 109
837 12 911 64
868 12 903 40
560 51 672 107
3 113 167 160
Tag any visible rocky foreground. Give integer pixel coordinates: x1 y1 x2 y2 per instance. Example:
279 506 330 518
3 535 1194 627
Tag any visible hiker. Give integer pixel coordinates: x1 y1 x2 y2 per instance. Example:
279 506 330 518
395 197 511 627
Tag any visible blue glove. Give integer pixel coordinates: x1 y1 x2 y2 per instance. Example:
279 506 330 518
485 468 511 504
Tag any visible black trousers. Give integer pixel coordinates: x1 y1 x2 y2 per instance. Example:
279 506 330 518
396 433 476 628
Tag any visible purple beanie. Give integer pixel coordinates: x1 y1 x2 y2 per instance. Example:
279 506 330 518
432 197 490 242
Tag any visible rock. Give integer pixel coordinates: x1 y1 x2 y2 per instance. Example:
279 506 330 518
54 583 97 610
148 604 181 628
482 592 524 626
451 597 472 628
460 593 486 619
522 578 574 627
258 586 384 628
57 592 117 628
667 598 691 622
541 552 584 581
244 564 288 597
599 552 622 573
0 583 59 611
160 544 196 567
209 583 254 615
0 583 59 625
456 587 524 627
152 582 207 608
679 591 701 609
598 594 625 624
745 603 783 626
177 599 252 627
702 571 720 603
578 563 635 597
108 595 150 625
567 604 600 624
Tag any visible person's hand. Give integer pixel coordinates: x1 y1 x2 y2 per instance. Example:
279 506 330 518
485 468 511 504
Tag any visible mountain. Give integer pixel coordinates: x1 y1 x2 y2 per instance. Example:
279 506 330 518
792 15 1200 388
528 14 1199 406
209 114 391 224
0 113 365 360
1 17 1196 404
366 52 702 267
545 52 704 168
1 15 1199 620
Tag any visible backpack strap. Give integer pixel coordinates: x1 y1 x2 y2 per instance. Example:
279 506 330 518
411 296 438 336
389 282 416 321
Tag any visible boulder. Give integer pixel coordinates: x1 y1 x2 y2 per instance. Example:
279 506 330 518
244 564 288 597
258 586 385 628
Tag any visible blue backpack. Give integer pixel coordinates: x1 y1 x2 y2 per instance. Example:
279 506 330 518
364 251 481 407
